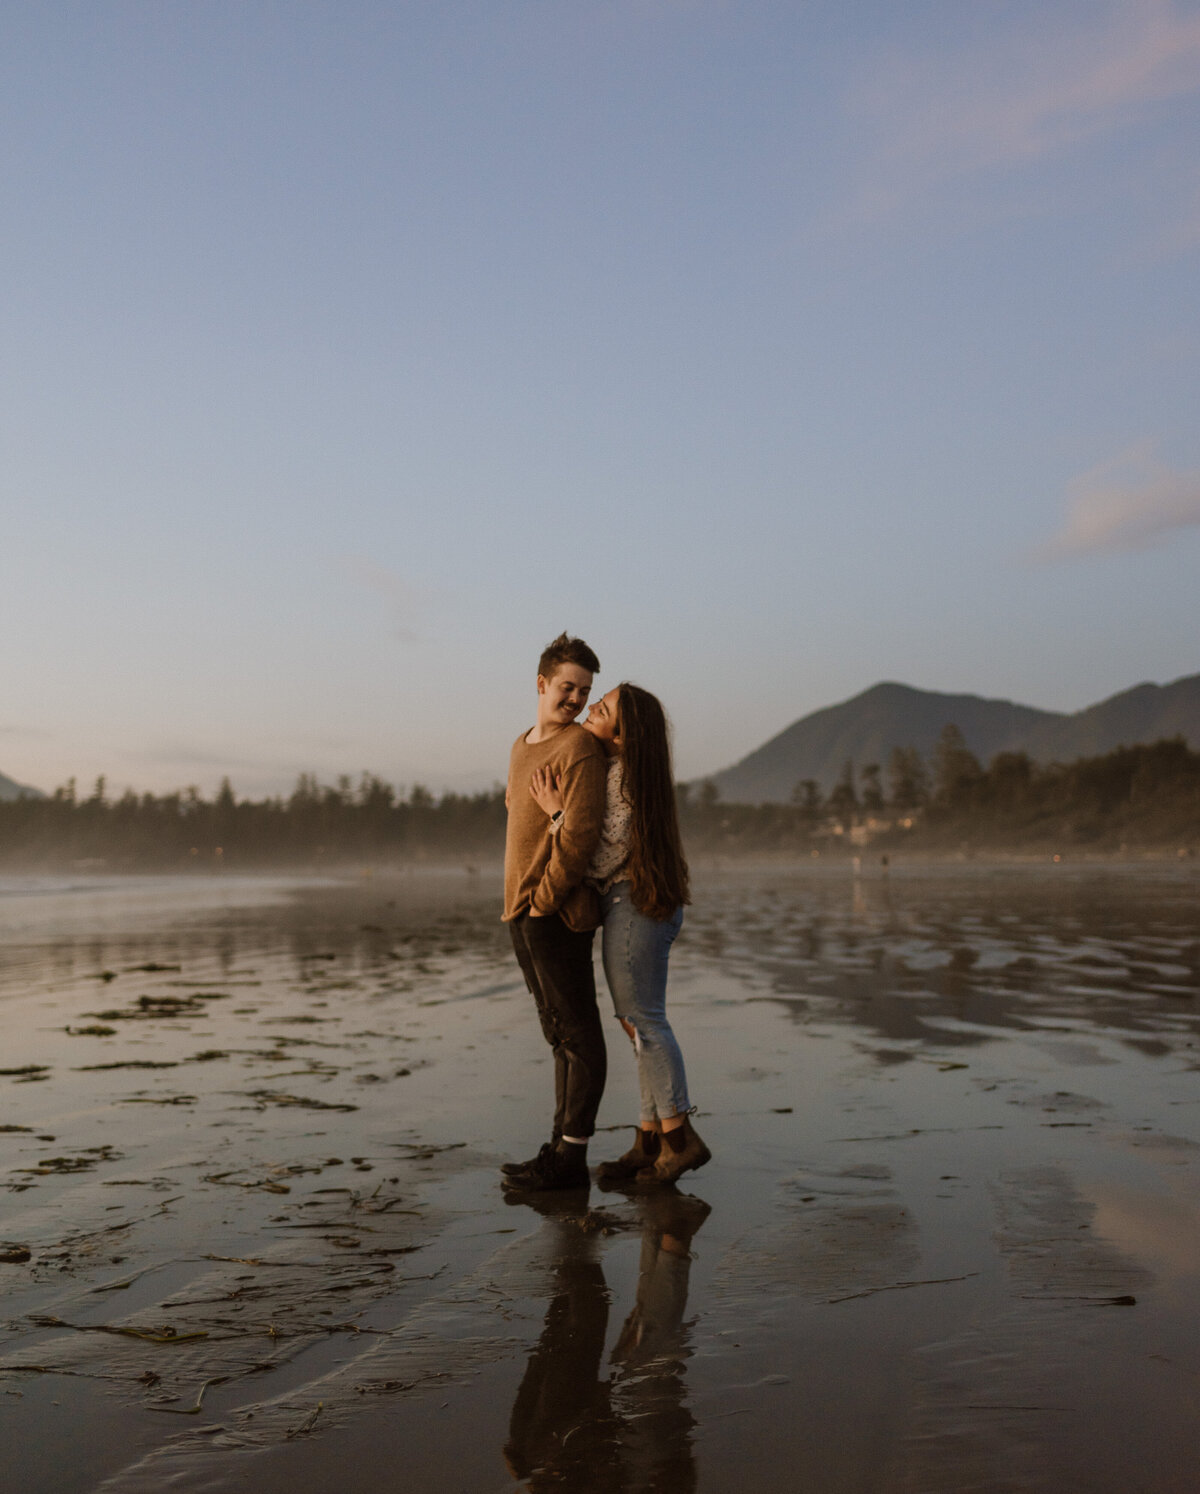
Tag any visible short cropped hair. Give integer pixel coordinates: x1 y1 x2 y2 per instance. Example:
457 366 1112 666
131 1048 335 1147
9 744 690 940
538 631 600 678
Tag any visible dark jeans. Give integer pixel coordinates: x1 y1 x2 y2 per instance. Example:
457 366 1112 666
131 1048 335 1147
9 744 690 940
509 911 607 1139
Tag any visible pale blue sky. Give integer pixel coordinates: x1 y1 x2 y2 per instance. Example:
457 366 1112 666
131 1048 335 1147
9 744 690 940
3 0 1199 796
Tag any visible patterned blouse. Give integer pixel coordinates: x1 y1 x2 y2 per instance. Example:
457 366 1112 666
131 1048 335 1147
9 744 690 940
586 757 632 891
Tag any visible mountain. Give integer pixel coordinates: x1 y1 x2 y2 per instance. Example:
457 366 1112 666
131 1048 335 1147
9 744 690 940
0 771 45 802
705 674 1200 804
1019 675 1200 762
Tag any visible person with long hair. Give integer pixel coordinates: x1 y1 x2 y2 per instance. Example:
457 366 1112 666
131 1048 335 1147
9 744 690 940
529 682 710 1184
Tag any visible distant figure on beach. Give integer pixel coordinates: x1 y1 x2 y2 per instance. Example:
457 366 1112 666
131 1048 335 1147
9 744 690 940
529 681 710 1185
501 633 608 1191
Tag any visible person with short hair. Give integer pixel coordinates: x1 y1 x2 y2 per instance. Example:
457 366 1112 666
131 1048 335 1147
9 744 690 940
528 681 710 1185
501 633 609 1191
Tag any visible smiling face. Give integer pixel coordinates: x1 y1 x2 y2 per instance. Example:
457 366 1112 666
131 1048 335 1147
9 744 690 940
536 662 593 732
582 687 622 751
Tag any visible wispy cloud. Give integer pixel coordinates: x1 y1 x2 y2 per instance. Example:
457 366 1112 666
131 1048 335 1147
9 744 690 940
338 557 422 642
1036 442 1200 559
130 744 280 771
845 0 1200 218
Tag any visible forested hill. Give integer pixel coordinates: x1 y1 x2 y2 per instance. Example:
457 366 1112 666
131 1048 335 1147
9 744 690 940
706 674 1200 804
0 771 43 802
1019 674 1200 762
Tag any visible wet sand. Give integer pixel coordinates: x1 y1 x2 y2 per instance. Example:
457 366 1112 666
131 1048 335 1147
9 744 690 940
1 864 1198 1493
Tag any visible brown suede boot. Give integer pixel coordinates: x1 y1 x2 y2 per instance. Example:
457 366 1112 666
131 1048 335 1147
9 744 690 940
635 1117 711 1184
597 1126 660 1181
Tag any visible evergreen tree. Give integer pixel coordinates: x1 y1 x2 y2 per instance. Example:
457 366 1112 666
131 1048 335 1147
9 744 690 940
932 724 982 808
792 778 822 824
985 752 1033 812
860 762 884 813
887 746 929 810
829 759 858 831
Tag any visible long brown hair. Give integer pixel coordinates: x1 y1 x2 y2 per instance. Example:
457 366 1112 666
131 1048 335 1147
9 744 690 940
614 683 691 920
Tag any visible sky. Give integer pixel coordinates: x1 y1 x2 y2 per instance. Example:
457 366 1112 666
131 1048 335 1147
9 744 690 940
3 0 1199 798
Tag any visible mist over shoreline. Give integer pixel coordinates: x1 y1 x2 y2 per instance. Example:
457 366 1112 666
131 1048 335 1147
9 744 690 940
1 732 1197 873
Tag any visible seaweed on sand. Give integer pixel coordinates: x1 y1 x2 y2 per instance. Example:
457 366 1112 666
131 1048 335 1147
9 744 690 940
16 1146 124 1176
28 1316 209 1344
76 1060 180 1071
202 1173 293 1196
240 1090 358 1113
121 1094 198 1106
84 994 220 1021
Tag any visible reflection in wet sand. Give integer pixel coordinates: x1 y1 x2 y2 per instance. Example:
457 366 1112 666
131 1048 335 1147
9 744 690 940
503 1189 709 1493
610 1192 708 1494
503 1223 615 1489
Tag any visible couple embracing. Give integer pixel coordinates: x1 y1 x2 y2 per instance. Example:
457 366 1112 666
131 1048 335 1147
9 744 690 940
501 632 710 1192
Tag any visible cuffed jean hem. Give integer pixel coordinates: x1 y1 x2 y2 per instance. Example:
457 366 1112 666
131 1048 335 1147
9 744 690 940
599 883 689 1124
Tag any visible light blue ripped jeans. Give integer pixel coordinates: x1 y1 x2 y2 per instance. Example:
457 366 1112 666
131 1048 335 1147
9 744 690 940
599 882 690 1125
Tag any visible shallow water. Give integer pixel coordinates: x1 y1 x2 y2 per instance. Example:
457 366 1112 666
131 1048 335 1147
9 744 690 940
0 864 1197 1492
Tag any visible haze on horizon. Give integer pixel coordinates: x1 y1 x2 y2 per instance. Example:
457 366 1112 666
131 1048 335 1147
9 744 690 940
3 1 1199 800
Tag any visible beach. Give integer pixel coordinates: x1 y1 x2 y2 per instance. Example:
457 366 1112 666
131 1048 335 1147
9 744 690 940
1 863 1198 1493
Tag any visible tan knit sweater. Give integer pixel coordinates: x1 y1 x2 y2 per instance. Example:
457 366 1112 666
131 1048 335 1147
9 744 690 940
503 724 607 930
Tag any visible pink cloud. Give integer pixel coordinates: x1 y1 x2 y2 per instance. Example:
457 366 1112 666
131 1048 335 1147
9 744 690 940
847 0 1200 215
1037 442 1200 559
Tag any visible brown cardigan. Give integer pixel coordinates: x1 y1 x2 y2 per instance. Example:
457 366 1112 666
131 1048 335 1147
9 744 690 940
503 724 607 931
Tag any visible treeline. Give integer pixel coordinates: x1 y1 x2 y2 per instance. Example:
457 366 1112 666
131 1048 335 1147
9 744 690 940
681 728 1200 853
0 773 507 870
1 730 1198 869
912 730 1200 849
